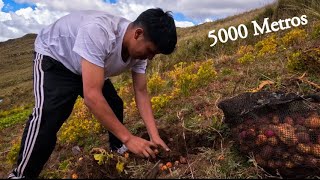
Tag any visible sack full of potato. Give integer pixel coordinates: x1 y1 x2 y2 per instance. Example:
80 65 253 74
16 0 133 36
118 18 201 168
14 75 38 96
218 91 320 178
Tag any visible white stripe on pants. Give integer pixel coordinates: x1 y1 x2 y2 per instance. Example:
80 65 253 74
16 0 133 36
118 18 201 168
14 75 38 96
13 53 44 178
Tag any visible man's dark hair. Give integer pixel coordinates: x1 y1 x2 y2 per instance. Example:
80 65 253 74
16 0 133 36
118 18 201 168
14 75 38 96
133 8 177 55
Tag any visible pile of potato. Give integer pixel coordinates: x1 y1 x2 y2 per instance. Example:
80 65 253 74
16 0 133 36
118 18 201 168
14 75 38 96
231 111 320 171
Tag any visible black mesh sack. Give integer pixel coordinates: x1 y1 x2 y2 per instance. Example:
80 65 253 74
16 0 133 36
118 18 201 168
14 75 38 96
218 91 320 178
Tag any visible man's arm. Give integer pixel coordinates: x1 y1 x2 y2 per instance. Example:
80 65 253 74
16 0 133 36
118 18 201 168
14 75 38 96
82 59 157 158
132 71 170 152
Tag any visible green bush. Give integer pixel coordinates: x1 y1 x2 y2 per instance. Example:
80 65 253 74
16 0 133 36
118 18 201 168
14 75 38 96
287 49 320 74
311 22 320 38
0 108 31 129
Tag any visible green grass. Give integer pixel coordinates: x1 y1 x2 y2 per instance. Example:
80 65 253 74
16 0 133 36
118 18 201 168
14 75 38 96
0 107 32 129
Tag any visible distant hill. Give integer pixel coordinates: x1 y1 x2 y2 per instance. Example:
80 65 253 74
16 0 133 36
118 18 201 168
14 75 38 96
0 33 37 110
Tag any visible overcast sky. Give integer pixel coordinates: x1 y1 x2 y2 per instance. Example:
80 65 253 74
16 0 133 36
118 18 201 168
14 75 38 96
0 0 275 42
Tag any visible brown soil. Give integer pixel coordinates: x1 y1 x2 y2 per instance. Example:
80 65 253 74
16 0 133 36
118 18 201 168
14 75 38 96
69 125 219 179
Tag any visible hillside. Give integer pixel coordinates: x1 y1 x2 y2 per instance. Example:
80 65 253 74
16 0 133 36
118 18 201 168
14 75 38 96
0 33 36 111
1 0 320 179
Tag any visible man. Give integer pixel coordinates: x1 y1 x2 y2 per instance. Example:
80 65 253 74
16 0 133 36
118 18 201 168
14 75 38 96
8 8 177 179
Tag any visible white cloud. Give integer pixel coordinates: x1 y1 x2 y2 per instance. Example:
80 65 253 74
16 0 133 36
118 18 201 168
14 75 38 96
175 20 194 28
15 6 67 25
0 0 276 42
0 11 11 21
0 5 68 41
15 0 120 12
173 0 275 21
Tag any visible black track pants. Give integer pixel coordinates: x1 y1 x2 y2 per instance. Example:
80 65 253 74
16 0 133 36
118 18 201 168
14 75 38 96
8 52 124 179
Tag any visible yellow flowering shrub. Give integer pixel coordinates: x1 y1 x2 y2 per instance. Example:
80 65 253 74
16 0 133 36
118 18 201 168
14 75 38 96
168 59 216 96
170 87 181 97
7 140 20 165
123 59 217 115
196 59 217 87
255 34 278 57
167 62 188 82
236 45 254 56
287 51 303 71
151 94 174 113
147 72 166 95
287 48 320 74
117 85 134 106
58 98 103 144
167 62 193 96
238 52 255 64
125 97 138 118
237 45 255 64
281 28 307 47
176 72 198 96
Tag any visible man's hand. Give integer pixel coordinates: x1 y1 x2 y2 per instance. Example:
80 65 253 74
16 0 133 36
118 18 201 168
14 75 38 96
124 135 158 159
150 135 170 152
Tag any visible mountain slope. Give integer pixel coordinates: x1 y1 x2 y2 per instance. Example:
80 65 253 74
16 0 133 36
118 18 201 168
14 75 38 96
0 0 320 178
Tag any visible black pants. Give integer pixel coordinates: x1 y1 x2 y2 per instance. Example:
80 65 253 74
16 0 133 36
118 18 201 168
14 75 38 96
8 52 124 179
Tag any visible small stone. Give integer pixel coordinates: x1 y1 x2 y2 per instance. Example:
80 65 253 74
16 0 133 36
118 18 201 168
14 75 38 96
72 146 81 155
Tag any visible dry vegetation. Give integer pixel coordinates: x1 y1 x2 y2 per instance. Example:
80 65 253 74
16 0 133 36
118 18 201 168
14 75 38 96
0 0 320 179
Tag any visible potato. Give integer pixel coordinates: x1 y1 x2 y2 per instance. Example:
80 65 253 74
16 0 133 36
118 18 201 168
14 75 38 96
304 113 320 129
264 129 275 138
276 123 298 146
285 161 295 168
72 174 78 179
256 134 268 145
296 132 310 143
295 116 306 125
161 165 168 171
239 130 247 140
294 125 307 133
247 128 256 138
158 163 164 169
166 162 173 168
297 143 311 154
282 152 291 159
268 137 278 146
284 116 294 126
292 154 304 165
311 144 320 157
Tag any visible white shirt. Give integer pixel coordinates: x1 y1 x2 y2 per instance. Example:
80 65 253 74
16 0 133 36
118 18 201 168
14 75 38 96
34 10 147 79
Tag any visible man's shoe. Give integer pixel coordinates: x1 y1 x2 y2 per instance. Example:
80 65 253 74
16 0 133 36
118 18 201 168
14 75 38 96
116 144 128 155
